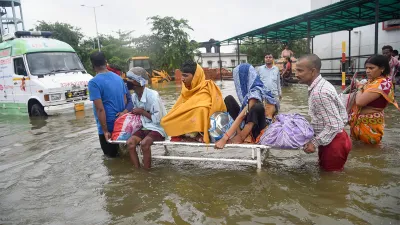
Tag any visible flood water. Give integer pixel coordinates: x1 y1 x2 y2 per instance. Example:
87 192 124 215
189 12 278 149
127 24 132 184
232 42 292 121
0 81 399 225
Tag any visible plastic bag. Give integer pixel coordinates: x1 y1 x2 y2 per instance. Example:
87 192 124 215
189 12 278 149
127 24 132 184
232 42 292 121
111 113 142 141
258 113 314 149
338 92 356 115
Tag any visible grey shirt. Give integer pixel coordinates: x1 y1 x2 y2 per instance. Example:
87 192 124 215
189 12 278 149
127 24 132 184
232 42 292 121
257 65 281 97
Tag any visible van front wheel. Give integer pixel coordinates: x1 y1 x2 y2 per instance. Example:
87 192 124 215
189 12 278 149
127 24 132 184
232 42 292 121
30 103 47 117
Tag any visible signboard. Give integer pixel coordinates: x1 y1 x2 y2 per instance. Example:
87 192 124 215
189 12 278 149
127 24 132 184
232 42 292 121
0 48 11 58
0 57 13 77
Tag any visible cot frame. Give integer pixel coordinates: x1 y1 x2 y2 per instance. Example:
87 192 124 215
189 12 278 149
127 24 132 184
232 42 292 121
108 140 270 169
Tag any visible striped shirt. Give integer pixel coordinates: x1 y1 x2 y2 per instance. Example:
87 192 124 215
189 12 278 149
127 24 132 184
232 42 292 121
308 75 347 147
389 56 399 81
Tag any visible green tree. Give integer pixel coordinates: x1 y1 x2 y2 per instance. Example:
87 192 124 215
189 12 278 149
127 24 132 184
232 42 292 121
34 18 197 75
33 21 137 74
290 39 309 58
34 21 84 51
239 39 308 65
133 16 198 71
99 30 137 70
78 38 98 74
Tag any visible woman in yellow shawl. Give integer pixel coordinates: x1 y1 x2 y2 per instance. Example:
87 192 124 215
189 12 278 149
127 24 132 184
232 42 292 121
349 55 400 145
161 60 226 143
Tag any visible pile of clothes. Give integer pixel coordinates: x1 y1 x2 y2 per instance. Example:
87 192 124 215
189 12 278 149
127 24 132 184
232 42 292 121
258 113 314 149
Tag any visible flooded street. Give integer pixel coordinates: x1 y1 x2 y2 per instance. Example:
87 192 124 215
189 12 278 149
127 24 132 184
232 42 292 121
0 80 399 225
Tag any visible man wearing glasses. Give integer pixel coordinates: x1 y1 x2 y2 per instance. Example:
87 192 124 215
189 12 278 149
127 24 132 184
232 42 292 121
257 53 282 103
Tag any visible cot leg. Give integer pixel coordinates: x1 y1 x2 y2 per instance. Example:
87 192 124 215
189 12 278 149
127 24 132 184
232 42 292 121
136 145 143 163
252 149 255 160
256 148 262 169
164 145 169 156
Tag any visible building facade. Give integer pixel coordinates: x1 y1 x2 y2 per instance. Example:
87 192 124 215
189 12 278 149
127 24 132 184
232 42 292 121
195 53 248 69
311 0 400 72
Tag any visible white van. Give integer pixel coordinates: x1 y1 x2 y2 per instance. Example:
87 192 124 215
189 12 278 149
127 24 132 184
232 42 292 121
0 31 93 116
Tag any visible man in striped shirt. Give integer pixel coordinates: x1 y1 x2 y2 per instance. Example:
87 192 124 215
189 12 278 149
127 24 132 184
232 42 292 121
295 54 352 171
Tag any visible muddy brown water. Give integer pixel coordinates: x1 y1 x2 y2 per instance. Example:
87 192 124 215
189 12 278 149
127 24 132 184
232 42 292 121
0 81 399 225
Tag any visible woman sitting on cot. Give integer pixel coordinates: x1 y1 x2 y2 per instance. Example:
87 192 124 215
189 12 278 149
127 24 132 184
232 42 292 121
349 55 400 145
161 60 226 143
215 63 277 149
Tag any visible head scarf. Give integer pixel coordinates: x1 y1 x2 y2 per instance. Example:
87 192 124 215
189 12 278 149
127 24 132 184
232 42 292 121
161 64 226 143
126 71 148 87
233 63 276 108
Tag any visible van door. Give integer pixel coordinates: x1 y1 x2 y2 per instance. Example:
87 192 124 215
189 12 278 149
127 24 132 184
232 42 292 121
12 57 31 106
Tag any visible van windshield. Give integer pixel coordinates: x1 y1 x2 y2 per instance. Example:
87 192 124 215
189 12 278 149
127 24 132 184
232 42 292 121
26 52 85 76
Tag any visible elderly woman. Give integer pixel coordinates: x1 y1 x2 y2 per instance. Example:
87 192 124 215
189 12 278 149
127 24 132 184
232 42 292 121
349 55 400 145
161 60 226 144
215 63 276 149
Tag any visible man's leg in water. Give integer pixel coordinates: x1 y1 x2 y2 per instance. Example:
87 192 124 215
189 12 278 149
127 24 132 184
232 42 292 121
140 131 165 169
99 134 119 157
127 135 142 168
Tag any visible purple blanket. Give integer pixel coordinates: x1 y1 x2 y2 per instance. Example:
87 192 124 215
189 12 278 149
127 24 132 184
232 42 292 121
258 114 314 149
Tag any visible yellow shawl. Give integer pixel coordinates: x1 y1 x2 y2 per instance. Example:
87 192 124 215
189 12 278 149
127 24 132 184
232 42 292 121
161 64 226 143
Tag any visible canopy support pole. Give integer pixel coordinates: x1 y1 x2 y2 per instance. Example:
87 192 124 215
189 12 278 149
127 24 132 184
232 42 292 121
237 39 240 65
348 30 352 73
374 0 379 54
218 44 222 82
311 37 314 54
307 19 311 54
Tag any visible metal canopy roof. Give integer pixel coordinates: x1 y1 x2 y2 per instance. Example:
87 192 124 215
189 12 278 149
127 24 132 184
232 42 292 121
218 0 400 44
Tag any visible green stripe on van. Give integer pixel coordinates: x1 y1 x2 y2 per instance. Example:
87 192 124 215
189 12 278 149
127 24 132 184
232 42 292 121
0 102 28 115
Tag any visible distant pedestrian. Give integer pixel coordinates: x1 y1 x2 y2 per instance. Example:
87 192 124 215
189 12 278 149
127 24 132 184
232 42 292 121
281 44 294 59
392 49 398 60
281 57 292 86
382 45 399 90
258 53 282 103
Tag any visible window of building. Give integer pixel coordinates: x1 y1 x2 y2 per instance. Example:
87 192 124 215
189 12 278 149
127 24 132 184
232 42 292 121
207 60 213 68
383 18 400 31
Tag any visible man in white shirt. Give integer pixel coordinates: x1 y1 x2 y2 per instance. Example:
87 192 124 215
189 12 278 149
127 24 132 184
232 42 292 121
257 53 282 102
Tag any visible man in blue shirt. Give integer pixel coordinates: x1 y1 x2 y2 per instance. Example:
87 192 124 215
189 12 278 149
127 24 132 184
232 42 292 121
88 52 128 157
126 67 167 169
258 53 282 102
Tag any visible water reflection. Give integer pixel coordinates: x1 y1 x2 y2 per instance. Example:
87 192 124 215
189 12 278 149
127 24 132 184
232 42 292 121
0 81 399 224
30 117 48 130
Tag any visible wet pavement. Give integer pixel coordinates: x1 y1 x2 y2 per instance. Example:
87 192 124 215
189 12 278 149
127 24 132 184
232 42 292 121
0 81 399 225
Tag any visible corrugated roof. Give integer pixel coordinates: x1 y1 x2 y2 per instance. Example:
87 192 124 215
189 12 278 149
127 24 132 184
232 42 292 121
218 0 400 44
